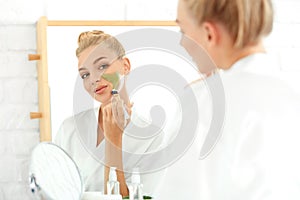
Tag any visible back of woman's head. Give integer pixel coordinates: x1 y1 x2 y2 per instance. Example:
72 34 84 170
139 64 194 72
76 30 125 58
184 0 273 48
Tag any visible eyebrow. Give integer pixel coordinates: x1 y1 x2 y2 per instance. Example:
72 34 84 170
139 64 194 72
78 67 87 72
93 56 107 65
78 56 108 71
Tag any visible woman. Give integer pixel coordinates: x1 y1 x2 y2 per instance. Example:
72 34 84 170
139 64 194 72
55 30 165 197
174 0 300 199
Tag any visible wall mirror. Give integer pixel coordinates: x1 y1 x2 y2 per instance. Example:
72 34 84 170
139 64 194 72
29 16 200 141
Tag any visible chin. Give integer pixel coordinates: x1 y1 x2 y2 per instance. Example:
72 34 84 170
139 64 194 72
95 94 112 104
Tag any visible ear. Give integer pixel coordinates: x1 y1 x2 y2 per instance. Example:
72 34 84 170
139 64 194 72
202 22 220 47
122 57 131 75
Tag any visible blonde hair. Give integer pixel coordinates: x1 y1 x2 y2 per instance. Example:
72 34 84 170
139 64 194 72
76 30 125 58
184 0 273 48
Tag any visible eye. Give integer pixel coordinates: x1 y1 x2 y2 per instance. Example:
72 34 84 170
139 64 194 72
98 64 109 70
81 73 89 79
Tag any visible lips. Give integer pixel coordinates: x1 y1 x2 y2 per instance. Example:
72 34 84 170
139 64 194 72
94 85 108 94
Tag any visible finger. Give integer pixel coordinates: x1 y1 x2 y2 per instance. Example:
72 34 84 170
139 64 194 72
121 100 131 127
130 102 134 108
112 97 124 128
116 99 125 128
103 103 112 122
111 97 119 124
102 105 107 120
107 104 112 120
116 98 124 117
125 106 132 117
125 103 133 116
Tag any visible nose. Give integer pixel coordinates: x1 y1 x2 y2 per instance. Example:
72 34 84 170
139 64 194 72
90 73 101 86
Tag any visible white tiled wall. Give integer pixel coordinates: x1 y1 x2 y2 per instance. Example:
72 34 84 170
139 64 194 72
0 0 299 199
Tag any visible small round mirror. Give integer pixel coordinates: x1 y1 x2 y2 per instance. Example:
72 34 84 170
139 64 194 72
29 142 83 200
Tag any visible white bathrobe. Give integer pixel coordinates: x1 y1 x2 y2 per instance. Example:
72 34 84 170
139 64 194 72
54 105 167 198
159 53 300 200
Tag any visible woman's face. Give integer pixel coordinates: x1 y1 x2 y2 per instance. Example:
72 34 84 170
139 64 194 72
77 45 125 103
176 0 217 75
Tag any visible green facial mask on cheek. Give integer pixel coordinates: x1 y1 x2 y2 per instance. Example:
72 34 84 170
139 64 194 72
101 73 120 90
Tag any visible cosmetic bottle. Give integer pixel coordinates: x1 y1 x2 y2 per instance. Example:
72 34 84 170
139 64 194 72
107 167 120 195
128 168 143 200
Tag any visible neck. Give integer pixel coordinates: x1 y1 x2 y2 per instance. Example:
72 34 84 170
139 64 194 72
221 41 266 70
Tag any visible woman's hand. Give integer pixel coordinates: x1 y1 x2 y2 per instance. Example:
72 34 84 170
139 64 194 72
102 102 123 145
102 95 133 145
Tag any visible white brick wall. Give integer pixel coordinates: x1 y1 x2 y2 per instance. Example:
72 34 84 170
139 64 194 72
0 0 45 199
126 0 177 20
265 0 300 93
46 0 126 20
0 0 300 199
0 0 46 24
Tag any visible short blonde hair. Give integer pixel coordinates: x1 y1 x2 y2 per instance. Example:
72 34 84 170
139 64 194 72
184 0 273 48
76 30 125 58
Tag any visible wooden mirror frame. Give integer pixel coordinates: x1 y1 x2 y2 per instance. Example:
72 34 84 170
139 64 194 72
29 16 176 142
